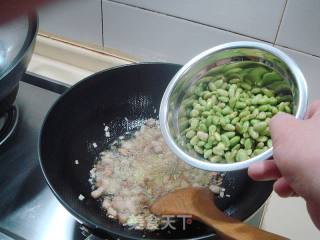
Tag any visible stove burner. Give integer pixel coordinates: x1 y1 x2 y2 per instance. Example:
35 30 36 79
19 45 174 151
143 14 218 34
0 104 18 146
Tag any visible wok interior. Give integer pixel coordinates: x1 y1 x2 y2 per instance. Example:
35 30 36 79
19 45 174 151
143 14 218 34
39 63 273 239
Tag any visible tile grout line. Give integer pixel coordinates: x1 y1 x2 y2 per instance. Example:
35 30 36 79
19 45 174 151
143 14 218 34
273 0 288 45
106 0 320 60
276 44 320 59
106 0 271 44
259 194 272 229
101 0 105 48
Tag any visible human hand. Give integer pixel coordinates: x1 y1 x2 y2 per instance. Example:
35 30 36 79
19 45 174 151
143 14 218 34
248 100 320 229
0 0 56 24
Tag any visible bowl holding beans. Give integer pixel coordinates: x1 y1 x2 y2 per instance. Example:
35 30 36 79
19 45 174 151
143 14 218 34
160 41 308 171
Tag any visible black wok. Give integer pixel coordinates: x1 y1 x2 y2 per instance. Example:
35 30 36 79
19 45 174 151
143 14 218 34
39 63 273 239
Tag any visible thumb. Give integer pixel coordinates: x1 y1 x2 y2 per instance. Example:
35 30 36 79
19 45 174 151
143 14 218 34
269 112 298 147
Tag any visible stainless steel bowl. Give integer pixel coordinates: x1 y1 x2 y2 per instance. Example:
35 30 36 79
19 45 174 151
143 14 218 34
0 17 29 74
160 41 308 172
0 14 37 115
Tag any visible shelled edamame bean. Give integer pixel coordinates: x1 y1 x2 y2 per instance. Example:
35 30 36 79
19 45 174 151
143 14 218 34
182 62 292 163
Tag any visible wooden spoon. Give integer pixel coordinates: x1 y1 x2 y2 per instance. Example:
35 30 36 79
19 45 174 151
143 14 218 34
150 187 288 240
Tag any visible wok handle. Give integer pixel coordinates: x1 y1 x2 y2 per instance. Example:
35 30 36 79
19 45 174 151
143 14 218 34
199 213 289 240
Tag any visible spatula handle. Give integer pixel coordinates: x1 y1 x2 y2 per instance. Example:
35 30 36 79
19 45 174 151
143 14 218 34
200 215 289 240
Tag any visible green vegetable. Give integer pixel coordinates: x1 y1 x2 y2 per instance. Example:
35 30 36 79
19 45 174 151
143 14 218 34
244 138 253 150
236 149 249 162
181 62 292 163
194 145 204 154
197 131 209 141
253 122 268 133
249 127 259 139
204 149 213 159
186 130 196 139
230 136 241 147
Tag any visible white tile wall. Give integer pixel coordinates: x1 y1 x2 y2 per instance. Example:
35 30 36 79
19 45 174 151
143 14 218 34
262 193 320 240
276 46 320 102
102 0 255 64
38 0 103 47
110 0 286 42
276 0 320 57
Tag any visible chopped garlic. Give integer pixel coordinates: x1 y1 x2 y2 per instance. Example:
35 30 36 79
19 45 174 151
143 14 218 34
78 194 85 201
219 191 225 198
104 126 111 138
209 185 221 194
89 119 224 230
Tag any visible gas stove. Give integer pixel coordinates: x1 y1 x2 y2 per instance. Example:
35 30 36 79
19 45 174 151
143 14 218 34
0 73 90 240
0 73 264 240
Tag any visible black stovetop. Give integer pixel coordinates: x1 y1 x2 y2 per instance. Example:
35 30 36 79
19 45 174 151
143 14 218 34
0 73 88 240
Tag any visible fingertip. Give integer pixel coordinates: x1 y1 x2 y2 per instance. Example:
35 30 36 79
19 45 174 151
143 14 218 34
248 162 262 180
270 112 295 127
269 113 297 143
273 177 295 198
248 160 281 181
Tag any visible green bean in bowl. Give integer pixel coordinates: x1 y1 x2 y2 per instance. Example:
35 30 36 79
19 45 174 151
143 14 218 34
181 62 292 163
160 42 308 172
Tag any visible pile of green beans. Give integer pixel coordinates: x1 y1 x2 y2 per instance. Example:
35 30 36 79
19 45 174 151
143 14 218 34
182 63 292 163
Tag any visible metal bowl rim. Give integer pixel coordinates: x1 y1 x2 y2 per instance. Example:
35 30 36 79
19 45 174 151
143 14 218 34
160 41 308 172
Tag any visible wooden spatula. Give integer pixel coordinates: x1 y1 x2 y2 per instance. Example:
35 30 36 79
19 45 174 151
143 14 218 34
150 187 288 240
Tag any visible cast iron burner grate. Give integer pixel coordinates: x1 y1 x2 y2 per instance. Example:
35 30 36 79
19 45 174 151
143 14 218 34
0 104 18 146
